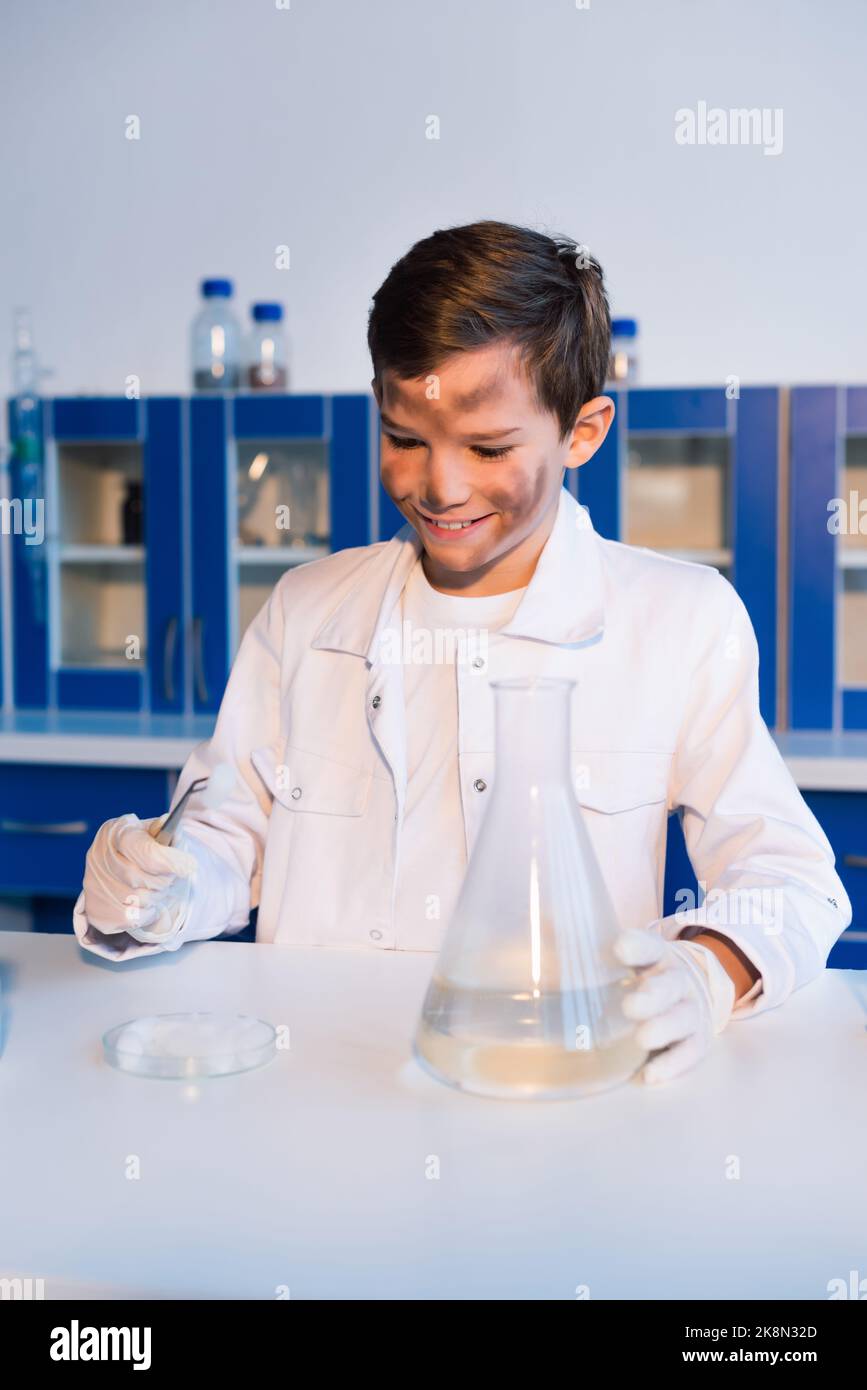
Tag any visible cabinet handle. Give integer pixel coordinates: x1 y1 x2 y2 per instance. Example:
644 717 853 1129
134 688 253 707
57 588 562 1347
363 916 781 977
843 854 867 869
162 615 178 704
192 616 210 706
1 819 88 835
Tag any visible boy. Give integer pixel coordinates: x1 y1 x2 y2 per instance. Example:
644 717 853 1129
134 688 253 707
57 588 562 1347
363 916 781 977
74 220 852 1085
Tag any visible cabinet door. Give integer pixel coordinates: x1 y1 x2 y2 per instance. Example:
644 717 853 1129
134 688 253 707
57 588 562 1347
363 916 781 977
52 398 145 709
791 387 867 731
579 387 779 727
144 399 185 712
15 397 183 713
191 393 379 713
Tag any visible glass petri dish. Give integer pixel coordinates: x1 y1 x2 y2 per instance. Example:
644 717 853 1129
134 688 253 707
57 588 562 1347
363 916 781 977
102 1012 276 1080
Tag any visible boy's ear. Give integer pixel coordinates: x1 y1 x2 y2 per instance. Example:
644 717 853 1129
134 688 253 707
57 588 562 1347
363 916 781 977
563 395 616 472
371 376 381 405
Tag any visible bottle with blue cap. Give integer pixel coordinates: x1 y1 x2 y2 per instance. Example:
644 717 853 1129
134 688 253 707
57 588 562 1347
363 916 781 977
191 278 241 391
607 316 639 386
246 302 288 391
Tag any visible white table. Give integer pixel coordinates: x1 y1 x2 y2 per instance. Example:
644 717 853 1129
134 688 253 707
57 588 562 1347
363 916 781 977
1 932 864 1300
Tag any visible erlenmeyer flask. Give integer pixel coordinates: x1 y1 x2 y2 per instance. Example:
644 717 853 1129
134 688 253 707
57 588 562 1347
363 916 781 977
414 677 647 1100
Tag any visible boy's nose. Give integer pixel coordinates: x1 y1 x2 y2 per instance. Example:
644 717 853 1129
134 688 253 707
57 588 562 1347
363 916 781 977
419 451 472 511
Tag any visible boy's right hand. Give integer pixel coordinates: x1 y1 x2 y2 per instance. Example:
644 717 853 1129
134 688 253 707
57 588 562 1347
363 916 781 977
82 813 199 944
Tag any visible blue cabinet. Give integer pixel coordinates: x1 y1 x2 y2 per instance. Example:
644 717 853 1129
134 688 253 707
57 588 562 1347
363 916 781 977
790 386 867 731
8 393 381 715
578 387 781 726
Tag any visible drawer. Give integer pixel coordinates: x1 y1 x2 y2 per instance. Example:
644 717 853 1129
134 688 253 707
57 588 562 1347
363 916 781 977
0 763 172 896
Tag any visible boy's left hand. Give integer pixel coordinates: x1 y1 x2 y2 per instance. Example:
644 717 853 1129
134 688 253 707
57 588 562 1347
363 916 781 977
615 927 737 1086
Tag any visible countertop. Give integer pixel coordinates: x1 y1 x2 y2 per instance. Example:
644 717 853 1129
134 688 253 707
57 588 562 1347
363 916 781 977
2 713 867 789
0 931 864 1299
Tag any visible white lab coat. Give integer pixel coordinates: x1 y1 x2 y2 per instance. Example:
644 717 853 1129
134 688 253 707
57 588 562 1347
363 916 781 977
73 487 852 1016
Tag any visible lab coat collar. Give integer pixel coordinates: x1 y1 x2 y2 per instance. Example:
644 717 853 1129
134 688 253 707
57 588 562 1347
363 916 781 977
311 485 605 660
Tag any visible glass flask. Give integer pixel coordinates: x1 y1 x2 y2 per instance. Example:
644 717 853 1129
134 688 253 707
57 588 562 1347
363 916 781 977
413 677 647 1100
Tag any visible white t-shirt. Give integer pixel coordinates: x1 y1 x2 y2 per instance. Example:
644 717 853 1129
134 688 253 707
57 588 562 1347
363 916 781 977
394 556 527 950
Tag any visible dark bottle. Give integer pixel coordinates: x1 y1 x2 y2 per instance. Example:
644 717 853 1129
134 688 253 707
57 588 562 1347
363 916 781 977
122 479 144 544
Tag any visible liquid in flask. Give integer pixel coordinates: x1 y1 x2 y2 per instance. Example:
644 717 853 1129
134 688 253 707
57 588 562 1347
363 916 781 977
413 677 647 1100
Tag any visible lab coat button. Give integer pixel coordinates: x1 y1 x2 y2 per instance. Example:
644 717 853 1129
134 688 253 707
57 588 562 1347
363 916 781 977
290 787 302 800
471 656 485 670
369 928 383 941
473 778 487 792
371 695 382 709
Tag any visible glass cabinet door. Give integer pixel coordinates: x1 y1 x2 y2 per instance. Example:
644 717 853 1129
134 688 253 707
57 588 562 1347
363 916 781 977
624 433 732 573
9 397 184 712
578 387 780 728
52 438 146 673
838 433 867 693
234 436 330 646
791 385 867 730
191 394 378 714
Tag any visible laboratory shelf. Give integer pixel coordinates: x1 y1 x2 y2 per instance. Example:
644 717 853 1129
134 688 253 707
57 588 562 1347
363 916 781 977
233 544 328 565
839 550 867 569
58 544 145 563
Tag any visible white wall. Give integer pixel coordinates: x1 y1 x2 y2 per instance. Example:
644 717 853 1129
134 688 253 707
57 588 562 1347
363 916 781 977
0 0 865 410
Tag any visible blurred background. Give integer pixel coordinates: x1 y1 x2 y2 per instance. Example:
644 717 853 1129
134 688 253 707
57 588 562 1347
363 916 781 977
0 0 865 399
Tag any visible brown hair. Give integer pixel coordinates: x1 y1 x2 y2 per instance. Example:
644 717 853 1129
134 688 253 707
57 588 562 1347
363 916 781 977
367 220 611 441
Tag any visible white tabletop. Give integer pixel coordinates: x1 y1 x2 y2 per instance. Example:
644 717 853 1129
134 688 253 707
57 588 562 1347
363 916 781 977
0 931 865 1301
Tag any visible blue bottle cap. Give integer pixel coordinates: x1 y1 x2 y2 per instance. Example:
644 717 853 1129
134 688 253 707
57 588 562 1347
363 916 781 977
201 278 234 298
611 317 638 337
251 302 284 322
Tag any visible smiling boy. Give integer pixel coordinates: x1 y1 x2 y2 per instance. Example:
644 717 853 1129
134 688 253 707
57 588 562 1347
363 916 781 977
75 220 851 1085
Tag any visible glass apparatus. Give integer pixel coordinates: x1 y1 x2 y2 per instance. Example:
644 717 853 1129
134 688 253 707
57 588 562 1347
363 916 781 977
414 677 647 1100
103 1013 276 1080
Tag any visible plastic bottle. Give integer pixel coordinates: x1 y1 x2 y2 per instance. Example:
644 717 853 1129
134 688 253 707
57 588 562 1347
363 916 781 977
246 303 288 390
191 279 241 391
608 317 640 386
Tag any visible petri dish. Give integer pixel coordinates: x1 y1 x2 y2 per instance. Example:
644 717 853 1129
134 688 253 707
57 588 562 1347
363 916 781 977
102 1012 276 1080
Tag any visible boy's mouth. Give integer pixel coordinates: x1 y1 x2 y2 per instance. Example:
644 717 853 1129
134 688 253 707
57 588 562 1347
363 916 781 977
414 506 495 540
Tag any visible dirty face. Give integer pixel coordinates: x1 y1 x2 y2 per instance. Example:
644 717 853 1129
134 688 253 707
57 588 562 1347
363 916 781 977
374 340 612 593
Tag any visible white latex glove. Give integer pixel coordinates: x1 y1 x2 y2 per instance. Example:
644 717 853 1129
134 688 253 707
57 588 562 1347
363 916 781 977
615 927 736 1086
81 812 199 949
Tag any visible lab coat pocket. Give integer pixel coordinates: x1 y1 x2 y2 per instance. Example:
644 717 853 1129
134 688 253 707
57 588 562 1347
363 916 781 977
572 748 672 815
271 744 373 817
572 748 673 930
256 741 384 947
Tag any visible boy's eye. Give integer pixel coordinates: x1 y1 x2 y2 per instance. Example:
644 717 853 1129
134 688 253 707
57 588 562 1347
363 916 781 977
385 432 423 451
384 431 513 460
